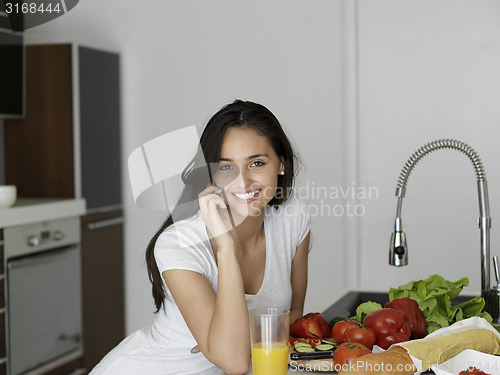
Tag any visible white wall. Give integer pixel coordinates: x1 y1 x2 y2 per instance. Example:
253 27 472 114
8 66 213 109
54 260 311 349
356 0 500 295
26 0 350 333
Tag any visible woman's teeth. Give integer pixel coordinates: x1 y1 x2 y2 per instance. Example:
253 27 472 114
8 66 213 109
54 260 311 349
233 190 260 200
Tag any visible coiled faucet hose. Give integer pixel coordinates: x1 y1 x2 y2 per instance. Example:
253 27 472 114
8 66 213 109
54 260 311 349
396 139 487 197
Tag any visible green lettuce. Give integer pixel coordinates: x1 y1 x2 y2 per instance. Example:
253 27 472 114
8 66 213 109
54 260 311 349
355 301 382 323
388 274 495 334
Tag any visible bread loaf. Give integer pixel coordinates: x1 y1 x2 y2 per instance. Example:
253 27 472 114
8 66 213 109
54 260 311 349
338 346 416 375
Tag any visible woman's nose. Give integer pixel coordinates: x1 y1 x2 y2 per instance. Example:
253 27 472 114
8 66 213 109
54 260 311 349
233 168 253 190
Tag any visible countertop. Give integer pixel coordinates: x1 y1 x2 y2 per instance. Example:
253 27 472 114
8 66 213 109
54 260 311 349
0 198 86 227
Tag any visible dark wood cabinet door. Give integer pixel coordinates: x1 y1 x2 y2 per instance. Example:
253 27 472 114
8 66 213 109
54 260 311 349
0 229 5 375
4 44 74 198
81 210 125 371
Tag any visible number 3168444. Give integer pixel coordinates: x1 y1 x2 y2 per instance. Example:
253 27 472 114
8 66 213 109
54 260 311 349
5 2 62 14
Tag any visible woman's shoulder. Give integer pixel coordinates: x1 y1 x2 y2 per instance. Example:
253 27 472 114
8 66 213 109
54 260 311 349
266 195 311 248
156 211 207 249
154 211 214 275
268 195 309 219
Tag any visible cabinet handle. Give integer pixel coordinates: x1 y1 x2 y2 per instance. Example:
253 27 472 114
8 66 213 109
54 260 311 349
0 274 4 280
87 217 124 230
0 357 7 364
0 308 6 314
68 367 87 375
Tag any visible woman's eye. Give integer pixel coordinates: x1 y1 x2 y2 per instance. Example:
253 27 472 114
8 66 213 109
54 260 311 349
219 164 233 171
251 161 264 167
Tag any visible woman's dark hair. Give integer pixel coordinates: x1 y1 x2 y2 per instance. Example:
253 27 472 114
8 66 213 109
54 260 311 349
145 100 300 312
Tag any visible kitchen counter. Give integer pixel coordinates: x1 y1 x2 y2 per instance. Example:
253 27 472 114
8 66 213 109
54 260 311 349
0 198 86 227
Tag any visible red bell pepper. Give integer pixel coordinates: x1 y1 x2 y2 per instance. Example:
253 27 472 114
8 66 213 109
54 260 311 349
385 297 426 339
363 308 411 349
290 312 331 339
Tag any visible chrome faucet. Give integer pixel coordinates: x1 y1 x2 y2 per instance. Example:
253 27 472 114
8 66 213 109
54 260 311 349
389 139 492 305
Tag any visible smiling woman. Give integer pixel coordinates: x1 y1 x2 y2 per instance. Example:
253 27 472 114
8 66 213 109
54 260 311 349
89 100 311 375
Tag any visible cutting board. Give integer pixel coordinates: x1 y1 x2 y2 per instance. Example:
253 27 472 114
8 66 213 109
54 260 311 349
288 338 337 372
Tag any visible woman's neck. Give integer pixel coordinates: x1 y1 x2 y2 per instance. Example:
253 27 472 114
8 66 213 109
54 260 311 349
233 208 266 248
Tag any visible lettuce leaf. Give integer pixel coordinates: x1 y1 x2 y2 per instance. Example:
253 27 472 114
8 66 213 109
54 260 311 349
355 301 382 323
388 274 493 334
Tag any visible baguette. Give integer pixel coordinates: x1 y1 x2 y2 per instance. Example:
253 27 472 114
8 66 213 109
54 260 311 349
338 346 416 375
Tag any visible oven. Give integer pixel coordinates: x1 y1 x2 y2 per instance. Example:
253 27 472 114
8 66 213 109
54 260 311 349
3 217 83 375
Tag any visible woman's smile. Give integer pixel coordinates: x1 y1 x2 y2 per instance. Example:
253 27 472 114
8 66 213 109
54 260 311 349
232 189 261 202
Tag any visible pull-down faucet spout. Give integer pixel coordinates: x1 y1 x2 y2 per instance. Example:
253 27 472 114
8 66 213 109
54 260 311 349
389 139 492 306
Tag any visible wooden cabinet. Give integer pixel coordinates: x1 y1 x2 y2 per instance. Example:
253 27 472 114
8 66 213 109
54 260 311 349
4 44 125 374
5 45 74 198
0 229 6 375
4 44 122 210
81 210 125 370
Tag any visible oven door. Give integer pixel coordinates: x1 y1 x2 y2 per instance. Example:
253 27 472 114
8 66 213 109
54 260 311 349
7 245 82 375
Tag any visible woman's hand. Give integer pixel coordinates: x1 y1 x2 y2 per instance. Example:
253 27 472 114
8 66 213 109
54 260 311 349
198 185 237 250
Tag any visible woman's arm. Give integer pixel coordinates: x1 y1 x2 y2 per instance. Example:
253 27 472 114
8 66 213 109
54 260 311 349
289 231 311 324
163 186 250 375
163 258 250 375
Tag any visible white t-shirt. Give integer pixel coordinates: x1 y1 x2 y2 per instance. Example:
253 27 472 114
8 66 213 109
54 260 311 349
90 197 310 375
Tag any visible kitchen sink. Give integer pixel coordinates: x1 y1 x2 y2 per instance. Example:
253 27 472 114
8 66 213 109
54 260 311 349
321 291 477 322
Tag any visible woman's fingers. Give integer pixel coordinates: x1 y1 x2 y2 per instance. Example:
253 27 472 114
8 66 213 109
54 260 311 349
199 186 231 227
198 185 222 198
206 199 231 235
199 186 224 214
200 192 226 213
198 186 236 247
190 345 200 354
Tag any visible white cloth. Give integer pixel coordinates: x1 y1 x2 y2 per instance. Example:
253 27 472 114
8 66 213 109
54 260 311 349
90 197 310 375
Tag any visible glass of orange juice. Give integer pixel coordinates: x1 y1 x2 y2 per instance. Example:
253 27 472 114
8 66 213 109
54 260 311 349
249 308 289 375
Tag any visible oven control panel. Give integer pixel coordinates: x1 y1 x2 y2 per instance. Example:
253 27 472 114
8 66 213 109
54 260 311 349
3 217 80 259
27 229 65 247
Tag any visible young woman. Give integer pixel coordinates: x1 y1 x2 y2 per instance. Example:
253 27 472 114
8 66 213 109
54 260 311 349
90 100 311 375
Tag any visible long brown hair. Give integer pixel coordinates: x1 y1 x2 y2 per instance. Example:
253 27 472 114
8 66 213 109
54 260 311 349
145 100 300 312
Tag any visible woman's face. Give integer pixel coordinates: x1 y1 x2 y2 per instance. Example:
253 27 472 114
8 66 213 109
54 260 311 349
213 127 284 221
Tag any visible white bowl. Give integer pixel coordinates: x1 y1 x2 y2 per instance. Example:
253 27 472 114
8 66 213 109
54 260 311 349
431 349 500 375
0 185 17 208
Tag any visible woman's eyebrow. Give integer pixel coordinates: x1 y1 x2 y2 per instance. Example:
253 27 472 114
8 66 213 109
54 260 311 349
219 154 270 162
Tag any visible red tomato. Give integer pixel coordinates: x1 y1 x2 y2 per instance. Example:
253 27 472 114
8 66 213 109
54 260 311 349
459 367 491 375
332 320 358 344
343 325 376 350
333 342 371 372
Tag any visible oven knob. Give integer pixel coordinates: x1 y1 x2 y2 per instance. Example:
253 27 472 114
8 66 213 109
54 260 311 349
53 230 65 241
27 235 41 247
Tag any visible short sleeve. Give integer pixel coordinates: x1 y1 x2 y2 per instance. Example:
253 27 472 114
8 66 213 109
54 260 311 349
154 231 207 276
294 198 311 246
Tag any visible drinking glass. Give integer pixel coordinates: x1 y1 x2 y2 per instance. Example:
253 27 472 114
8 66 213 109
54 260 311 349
249 308 289 375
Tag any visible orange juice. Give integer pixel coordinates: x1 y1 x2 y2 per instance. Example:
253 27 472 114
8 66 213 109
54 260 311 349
251 342 288 375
